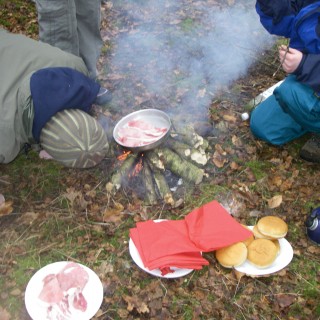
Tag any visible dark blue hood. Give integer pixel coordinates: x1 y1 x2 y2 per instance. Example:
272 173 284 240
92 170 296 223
30 67 100 141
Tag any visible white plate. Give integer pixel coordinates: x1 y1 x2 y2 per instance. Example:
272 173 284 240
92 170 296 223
129 238 194 278
25 261 103 320
234 226 294 276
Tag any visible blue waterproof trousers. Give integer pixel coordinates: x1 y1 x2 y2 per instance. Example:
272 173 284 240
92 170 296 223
250 75 320 145
34 0 102 79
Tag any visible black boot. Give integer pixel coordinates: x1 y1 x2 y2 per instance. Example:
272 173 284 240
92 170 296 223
94 87 113 106
300 135 320 163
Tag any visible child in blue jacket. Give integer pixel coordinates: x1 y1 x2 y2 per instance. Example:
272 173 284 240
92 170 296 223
250 0 320 162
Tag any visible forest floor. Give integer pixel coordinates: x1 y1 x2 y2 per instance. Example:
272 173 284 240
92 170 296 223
0 0 319 319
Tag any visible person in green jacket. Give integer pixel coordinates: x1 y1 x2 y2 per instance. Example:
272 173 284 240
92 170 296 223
0 28 110 168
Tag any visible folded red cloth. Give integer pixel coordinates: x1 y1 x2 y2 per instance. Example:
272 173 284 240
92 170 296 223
146 251 208 271
129 220 207 271
185 200 253 252
129 200 253 274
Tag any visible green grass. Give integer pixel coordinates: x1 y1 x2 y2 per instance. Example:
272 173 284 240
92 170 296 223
245 160 271 180
0 0 38 36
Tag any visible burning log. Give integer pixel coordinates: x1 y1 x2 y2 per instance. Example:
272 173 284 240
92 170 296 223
106 152 138 193
156 147 204 185
153 171 175 205
147 160 175 206
165 138 208 166
105 120 210 204
142 162 158 205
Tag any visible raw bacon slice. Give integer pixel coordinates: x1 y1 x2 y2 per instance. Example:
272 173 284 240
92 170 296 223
127 119 167 136
119 135 159 147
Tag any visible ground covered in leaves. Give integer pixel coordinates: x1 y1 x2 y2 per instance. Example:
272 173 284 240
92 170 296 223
0 0 320 319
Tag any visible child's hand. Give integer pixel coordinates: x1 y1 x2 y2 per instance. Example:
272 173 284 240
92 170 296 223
279 45 303 73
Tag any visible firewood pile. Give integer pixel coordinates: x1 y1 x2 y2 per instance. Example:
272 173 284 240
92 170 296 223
104 121 211 206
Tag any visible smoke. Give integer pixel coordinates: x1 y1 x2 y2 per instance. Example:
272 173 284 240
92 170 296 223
107 0 274 117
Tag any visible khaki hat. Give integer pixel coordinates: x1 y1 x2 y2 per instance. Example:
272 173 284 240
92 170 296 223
40 109 109 168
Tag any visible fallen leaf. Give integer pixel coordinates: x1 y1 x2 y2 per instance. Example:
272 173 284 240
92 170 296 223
64 188 82 204
275 294 296 308
0 194 5 205
0 200 13 216
123 295 150 314
10 289 21 296
307 246 320 254
280 178 293 192
270 175 282 187
0 306 11 320
215 144 227 155
231 135 242 147
103 208 122 223
212 150 228 168
223 114 237 122
137 303 149 314
230 161 239 170
267 195 283 209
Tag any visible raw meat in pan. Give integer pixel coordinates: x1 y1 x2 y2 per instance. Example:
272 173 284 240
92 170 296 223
117 118 168 147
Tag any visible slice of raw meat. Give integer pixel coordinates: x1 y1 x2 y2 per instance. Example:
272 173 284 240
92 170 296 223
38 262 89 319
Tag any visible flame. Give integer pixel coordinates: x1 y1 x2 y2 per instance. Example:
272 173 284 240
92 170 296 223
117 150 131 161
129 154 144 177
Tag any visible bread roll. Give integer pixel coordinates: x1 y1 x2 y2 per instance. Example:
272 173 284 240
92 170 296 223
241 225 255 246
272 239 281 256
257 216 288 239
247 239 278 268
216 242 247 268
252 224 275 240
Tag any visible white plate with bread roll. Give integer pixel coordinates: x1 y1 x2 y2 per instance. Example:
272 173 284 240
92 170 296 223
234 225 294 276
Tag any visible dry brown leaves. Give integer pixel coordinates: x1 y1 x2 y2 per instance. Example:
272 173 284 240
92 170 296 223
0 194 13 216
0 306 11 320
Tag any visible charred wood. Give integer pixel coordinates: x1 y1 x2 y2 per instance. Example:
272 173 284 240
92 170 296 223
106 153 138 193
147 160 174 206
142 162 158 205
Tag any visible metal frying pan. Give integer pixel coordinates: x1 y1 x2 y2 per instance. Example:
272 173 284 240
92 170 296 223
113 109 171 152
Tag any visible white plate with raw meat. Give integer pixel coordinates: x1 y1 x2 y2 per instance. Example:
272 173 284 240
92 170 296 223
25 261 103 320
113 109 171 151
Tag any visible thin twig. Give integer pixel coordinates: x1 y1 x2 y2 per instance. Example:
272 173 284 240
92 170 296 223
273 43 290 77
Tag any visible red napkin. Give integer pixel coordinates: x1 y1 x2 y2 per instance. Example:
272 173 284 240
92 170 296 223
185 200 253 252
129 200 252 275
130 220 208 272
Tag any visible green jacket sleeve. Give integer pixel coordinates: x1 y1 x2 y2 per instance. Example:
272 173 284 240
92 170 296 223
0 28 90 163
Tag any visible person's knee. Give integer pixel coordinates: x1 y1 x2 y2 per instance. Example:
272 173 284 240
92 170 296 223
250 110 273 144
250 107 285 146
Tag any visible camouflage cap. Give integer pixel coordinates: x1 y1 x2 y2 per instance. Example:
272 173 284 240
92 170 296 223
40 109 109 168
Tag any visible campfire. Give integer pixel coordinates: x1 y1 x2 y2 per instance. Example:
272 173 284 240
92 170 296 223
105 121 210 206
